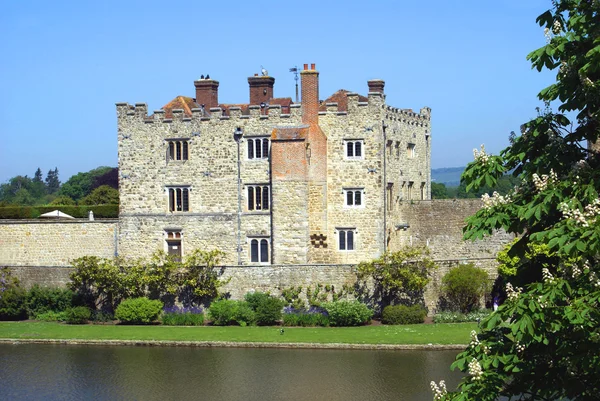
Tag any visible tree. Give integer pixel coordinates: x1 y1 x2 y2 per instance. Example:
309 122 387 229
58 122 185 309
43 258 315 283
431 182 449 199
435 2 600 400
356 246 437 310
59 166 114 201
33 168 43 183
79 185 119 205
45 168 60 194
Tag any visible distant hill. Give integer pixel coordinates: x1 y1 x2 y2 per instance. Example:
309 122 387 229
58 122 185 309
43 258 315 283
431 167 465 187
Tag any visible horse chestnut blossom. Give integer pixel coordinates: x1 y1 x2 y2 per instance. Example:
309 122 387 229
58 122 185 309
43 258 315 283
559 198 600 227
481 192 511 210
506 282 522 301
472 144 490 165
468 358 483 381
430 380 447 401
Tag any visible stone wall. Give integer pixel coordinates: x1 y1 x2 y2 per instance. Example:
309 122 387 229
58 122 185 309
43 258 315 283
6 258 498 315
0 219 118 267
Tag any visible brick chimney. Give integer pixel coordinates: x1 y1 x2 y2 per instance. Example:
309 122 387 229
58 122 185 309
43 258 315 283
367 79 385 94
194 78 219 109
301 63 319 126
248 74 275 105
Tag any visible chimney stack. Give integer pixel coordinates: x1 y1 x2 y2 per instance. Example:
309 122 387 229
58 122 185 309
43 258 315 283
367 79 385 94
194 78 219 109
248 75 275 105
301 63 319 126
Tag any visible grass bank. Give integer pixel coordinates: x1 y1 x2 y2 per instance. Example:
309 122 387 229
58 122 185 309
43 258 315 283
0 322 475 345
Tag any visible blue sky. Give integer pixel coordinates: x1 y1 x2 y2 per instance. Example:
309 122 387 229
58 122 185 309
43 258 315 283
0 0 555 184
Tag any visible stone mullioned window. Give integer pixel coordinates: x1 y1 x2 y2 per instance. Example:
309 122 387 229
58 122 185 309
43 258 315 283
247 185 270 211
168 140 189 161
167 187 190 212
247 138 269 160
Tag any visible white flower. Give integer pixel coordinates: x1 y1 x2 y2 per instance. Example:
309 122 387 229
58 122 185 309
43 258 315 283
482 191 511 210
542 268 555 284
473 144 490 165
552 20 562 34
506 282 522 301
515 341 526 353
544 27 552 43
468 358 483 380
430 380 447 401
469 330 480 347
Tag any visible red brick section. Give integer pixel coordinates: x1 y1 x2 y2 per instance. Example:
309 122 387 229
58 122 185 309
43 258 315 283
301 64 319 127
270 138 308 181
248 75 275 106
367 79 385 94
194 79 219 109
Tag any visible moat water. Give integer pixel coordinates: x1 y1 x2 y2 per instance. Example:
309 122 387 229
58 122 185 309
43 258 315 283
0 344 463 400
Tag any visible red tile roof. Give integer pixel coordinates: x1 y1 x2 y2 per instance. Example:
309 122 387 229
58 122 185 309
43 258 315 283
161 96 199 118
319 90 368 112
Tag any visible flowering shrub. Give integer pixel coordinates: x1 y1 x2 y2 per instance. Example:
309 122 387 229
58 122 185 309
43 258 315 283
161 305 204 326
282 306 329 327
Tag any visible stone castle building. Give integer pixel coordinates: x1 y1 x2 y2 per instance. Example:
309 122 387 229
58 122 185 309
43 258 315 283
116 63 432 266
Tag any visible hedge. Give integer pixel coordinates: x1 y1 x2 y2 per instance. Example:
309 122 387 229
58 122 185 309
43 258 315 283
0 205 118 219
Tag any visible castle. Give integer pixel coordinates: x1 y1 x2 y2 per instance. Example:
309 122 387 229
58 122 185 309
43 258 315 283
0 64 510 310
116 63 432 265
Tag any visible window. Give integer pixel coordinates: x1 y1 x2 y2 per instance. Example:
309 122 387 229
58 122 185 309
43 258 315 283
168 140 189 161
407 143 416 158
344 188 364 207
248 138 269 159
420 182 426 200
249 238 269 263
168 187 190 212
247 185 270 211
344 140 364 159
165 231 182 262
408 181 414 200
338 229 356 251
387 183 394 211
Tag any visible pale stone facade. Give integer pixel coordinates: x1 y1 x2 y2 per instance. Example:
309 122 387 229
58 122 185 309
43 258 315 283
116 64 432 265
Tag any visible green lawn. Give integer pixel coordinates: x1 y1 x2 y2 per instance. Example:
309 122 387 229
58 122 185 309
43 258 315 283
0 322 475 345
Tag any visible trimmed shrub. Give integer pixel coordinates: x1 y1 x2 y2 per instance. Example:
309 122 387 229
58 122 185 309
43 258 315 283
0 205 119 219
66 306 91 324
245 292 284 326
162 306 204 326
26 285 74 318
208 300 255 326
382 304 427 325
35 310 68 322
0 287 28 320
442 263 490 312
322 300 372 327
114 297 163 324
282 307 329 327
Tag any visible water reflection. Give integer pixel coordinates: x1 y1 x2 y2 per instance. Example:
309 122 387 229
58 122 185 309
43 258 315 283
0 344 463 400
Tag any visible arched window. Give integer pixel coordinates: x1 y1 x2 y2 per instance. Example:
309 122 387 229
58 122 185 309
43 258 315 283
250 238 270 263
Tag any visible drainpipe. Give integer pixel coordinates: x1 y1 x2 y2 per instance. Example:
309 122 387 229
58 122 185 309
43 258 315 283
382 120 387 254
234 127 244 265
114 227 118 257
